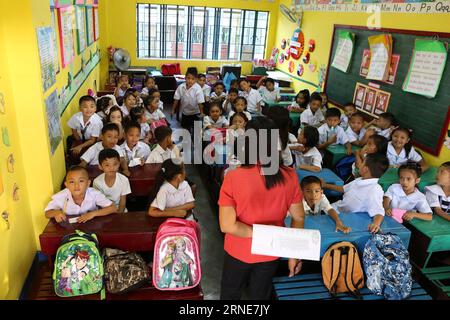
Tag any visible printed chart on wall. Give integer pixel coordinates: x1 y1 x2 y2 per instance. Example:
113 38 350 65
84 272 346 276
50 10 60 74
45 90 62 155
353 82 391 116
366 34 393 81
403 39 448 98
57 6 75 68
331 30 355 73
93 7 99 40
86 7 95 46
75 5 87 54
360 49 400 85
36 27 57 93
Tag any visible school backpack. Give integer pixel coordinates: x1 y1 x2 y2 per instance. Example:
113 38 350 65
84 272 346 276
161 63 181 76
103 248 151 294
53 230 104 298
153 218 201 291
363 233 412 300
321 241 364 299
334 155 356 181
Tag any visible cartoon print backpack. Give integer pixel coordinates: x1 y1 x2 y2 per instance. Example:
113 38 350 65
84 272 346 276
153 218 201 291
103 248 150 294
321 241 365 299
363 233 412 300
53 230 104 298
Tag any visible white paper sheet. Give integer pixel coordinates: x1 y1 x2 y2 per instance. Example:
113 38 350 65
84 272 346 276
251 224 321 261
68 217 79 224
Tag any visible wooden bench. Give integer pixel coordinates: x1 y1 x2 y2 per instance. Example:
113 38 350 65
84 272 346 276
273 273 432 300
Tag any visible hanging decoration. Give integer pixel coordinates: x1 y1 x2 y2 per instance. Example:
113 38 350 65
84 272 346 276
7 154 14 173
2 127 10 147
289 61 295 73
279 53 285 64
309 60 317 72
302 52 310 64
317 64 327 91
285 51 291 61
281 39 287 50
12 183 19 202
270 48 279 67
289 28 305 60
308 39 316 52
297 64 304 76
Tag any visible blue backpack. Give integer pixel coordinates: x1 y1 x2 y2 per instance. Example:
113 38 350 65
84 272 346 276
334 155 355 181
363 233 412 300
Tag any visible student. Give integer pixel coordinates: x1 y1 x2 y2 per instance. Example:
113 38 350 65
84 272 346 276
96 95 116 120
149 159 195 218
223 88 239 116
197 73 211 103
239 78 262 116
141 76 158 97
203 102 229 130
383 162 432 222
147 88 164 110
300 176 351 233
425 161 450 222
266 107 293 167
120 122 151 167
227 97 252 123
67 96 104 156
229 112 248 131
322 153 390 233
320 92 329 115
229 79 239 91
317 108 352 155
346 112 369 147
145 126 182 164
289 89 310 113
114 75 130 100
387 127 428 171
143 95 166 123
291 126 322 172
210 82 227 104
366 112 396 139
299 92 324 128
105 106 125 141
340 102 357 131
172 70 205 132
45 166 116 223
80 123 130 176
257 77 280 106
127 88 144 107
119 91 137 117
93 149 131 213
129 106 151 143
353 134 388 178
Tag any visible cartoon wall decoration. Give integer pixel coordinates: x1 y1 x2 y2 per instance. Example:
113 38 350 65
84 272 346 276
297 64 304 76
12 183 19 202
317 64 327 92
279 53 285 64
308 39 315 52
281 39 287 49
2 127 10 147
302 52 310 64
289 61 295 73
309 60 317 72
289 28 305 60
7 154 14 173
0 92 5 114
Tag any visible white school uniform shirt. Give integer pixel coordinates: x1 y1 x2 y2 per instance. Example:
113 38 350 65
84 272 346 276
425 184 450 213
151 180 195 211
81 142 125 166
45 188 113 216
119 105 130 116
210 92 226 100
303 195 333 215
376 127 392 139
239 88 262 113
158 100 164 110
140 122 151 140
222 100 234 115
346 127 366 144
174 83 205 115
294 147 322 169
332 178 385 217
300 108 324 127
141 87 159 97
258 86 280 104
340 115 349 130
67 112 103 140
228 110 252 122
385 183 431 213
145 109 166 122
120 141 151 165
318 124 349 146
93 173 131 208
277 137 293 167
386 141 422 167
201 85 211 100
145 144 182 164
203 116 229 129
117 88 126 98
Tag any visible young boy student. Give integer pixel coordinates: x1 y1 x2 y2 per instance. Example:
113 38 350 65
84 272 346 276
80 123 130 176
67 96 103 156
239 78 262 116
317 108 352 155
114 75 131 100
93 149 131 213
256 77 280 106
145 126 182 164
45 166 116 223
301 176 351 233
322 153 390 233
299 92 324 128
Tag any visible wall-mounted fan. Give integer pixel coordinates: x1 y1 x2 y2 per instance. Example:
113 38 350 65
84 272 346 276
112 48 131 71
280 3 302 27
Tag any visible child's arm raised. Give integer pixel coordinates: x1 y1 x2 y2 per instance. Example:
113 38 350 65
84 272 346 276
72 129 82 141
79 160 89 168
255 76 266 89
327 208 351 233
77 204 117 223
45 210 67 223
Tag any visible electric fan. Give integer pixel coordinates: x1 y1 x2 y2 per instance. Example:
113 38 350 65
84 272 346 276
280 3 302 26
112 48 131 71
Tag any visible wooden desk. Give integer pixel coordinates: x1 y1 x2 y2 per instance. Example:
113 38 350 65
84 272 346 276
325 144 360 167
88 164 161 197
264 101 292 108
40 212 166 263
379 166 437 192
296 168 343 197
285 212 411 256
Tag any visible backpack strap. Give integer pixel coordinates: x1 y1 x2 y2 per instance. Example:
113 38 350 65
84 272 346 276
328 248 342 297
344 246 363 300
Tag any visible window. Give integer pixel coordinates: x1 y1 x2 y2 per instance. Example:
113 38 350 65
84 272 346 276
137 3 269 61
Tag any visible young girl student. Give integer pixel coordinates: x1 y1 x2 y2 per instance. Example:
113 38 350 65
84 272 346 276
120 122 151 167
114 75 130 100
147 88 164 110
228 97 252 122
223 88 239 116
288 89 310 113
203 102 229 130
119 91 137 117
387 127 428 171
383 162 432 221
291 126 322 172
148 159 195 218
210 82 227 104
130 106 151 144
144 95 166 123
346 112 369 147
141 76 158 97
105 106 125 142
425 161 450 222
353 134 388 178
239 78 262 116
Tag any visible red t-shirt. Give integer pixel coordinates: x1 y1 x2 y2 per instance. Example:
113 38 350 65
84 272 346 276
218 165 302 264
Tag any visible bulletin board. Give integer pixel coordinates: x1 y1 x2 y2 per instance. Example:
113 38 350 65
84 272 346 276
324 25 450 156
57 6 75 68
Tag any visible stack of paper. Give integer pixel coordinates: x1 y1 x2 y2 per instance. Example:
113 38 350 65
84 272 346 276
366 34 393 81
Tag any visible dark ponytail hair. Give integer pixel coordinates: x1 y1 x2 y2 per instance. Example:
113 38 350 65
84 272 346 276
265 106 290 150
96 96 112 113
398 161 422 178
150 159 184 202
368 134 388 155
391 127 413 157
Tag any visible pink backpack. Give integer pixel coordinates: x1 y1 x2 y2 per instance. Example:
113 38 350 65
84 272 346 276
152 218 201 291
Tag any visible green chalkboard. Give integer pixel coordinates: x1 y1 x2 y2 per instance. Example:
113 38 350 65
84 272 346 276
324 25 450 156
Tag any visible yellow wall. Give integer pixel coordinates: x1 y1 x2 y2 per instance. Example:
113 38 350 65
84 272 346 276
0 0 100 299
98 0 279 88
274 0 450 165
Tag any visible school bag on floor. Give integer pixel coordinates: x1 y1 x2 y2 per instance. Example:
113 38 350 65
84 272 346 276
153 218 201 291
363 233 412 300
53 230 105 298
334 155 356 181
103 248 150 294
321 241 364 299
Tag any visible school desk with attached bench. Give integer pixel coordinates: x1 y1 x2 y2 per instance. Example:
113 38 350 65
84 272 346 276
379 166 437 192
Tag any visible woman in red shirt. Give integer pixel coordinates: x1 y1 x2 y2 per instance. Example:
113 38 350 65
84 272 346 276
218 116 305 300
